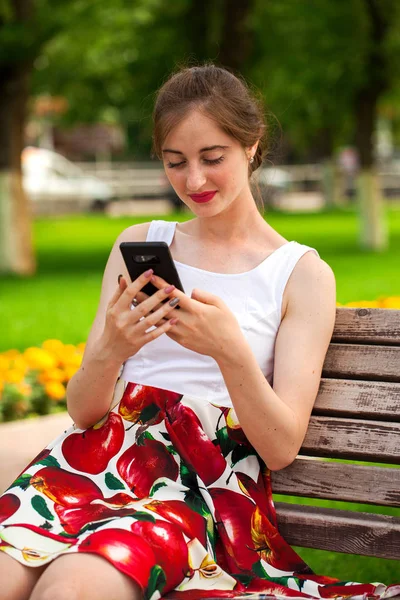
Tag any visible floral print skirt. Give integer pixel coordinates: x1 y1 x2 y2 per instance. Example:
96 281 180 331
0 380 399 600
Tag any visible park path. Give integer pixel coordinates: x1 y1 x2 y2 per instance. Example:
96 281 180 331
0 412 72 494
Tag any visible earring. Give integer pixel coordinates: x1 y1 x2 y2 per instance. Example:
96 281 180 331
250 156 254 164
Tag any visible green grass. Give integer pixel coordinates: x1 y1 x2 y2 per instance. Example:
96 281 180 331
0 207 399 584
1 206 399 352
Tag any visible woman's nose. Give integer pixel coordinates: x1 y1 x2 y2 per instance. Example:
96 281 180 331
186 165 207 192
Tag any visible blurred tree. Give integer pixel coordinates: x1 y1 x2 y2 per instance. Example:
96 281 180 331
249 0 400 250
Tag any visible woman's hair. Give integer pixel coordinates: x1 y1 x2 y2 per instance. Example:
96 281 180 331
152 64 268 178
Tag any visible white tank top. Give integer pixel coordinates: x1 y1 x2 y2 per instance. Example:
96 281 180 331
121 220 319 407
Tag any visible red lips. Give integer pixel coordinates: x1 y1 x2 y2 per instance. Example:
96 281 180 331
188 191 217 203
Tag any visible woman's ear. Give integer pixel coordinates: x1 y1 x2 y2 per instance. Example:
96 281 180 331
246 140 259 161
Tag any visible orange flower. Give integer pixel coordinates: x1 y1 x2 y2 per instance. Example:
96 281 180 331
38 368 66 384
24 347 58 370
44 381 66 401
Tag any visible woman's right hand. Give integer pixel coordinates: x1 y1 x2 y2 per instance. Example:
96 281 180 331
97 269 180 364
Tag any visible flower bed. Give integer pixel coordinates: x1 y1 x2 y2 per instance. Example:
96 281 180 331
1 296 399 422
0 340 84 422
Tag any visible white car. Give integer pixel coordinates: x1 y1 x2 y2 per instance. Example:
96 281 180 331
22 147 114 213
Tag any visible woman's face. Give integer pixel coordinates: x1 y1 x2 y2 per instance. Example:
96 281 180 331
161 109 255 216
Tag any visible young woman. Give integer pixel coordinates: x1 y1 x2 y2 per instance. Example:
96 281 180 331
0 65 398 600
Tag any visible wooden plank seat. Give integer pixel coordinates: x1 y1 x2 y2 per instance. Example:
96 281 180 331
271 308 400 563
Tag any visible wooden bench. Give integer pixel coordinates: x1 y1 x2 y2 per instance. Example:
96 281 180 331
272 307 400 566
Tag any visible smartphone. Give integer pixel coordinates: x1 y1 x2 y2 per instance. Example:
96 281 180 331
119 241 185 297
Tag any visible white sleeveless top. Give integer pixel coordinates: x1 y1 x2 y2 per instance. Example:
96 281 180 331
121 220 319 407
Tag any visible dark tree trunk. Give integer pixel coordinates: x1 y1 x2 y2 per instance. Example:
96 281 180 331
218 0 255 70
0 0 36 274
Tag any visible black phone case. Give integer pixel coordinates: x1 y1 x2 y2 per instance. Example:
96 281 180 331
119 241 185 296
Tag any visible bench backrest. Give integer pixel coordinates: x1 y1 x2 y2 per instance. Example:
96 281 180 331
271 307 400 560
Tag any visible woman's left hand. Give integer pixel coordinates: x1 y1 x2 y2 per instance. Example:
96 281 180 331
147 274 246 361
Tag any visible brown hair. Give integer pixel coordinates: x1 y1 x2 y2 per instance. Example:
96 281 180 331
152 64 268 180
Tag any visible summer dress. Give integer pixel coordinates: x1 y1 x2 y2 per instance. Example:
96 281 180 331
0 220 398 600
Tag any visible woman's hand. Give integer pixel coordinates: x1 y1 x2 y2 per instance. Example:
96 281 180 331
148 274 246 361
97 270 180 364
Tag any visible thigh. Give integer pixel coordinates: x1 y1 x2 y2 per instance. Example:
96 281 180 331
0 552 45 600
30 552 143 600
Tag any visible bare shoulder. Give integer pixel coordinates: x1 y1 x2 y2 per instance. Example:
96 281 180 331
282 250 336 319
117 221 152 243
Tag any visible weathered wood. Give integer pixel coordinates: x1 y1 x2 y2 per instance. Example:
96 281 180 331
314 378 400 421
300 416 400 463
322 344 400 381
332 308 400 345
271 458 400 506
275 502 400 559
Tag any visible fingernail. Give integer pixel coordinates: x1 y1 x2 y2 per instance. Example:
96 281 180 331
164 285 175 294
170 318 179 325
144 269 153 278
169 297 180 307
118 274 123 283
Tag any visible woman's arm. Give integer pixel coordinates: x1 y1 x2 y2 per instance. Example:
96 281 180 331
66 222 180 430
214 252 336 471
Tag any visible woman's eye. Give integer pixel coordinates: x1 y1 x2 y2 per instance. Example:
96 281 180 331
167 161 185 169
204 157 224 165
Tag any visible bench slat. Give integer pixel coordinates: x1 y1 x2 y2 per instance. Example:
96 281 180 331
271 458 400 507
314 379 400 421
275 502 400 559
300 416 400 463
332 308 400 345
323 344 400 381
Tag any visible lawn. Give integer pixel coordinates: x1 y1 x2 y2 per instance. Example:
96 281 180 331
1 206 399 352
0 206 399 584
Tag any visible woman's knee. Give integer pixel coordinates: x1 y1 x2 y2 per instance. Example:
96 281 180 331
31 583 80 600
0 552 44 600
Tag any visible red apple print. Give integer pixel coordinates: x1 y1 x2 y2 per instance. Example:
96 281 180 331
225 408 251 446
21 449 51 474
144 499 207 547
117 437 179 498
2 523 78 544
0 494 20 523
131 520 189 590
61 412 125 474
251 505 307 572
317 583 376 599
119 383 163 424
236 470 276 526
78 528 157 588
165 403 226 486
163 590 241 599
209 488 257 572
30 467 103 507
55 502 139 535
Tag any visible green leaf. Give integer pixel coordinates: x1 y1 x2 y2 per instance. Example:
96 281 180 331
215 426 237 457
39 521 53 530
165 445 177 455
9 473 32 491
105 472 125 490
140 403 160 423
184 489 210 518
180 461 197 489
132 511 156 523
231 444 256 467
144 564 167 600
37 455 60 468
137 430 155 446
252 560 268 579
31 495 54 521
149 480 167 496
160 432 171 441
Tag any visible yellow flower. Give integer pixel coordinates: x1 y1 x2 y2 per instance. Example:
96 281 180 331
42 339 65 355
76 342 86 353
4 368 26 384
344 300 380 308
2 349 20 359
38 368 66 384
379 296 400 309
23 347 58 370
63 365 79 381
44 381 66 401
